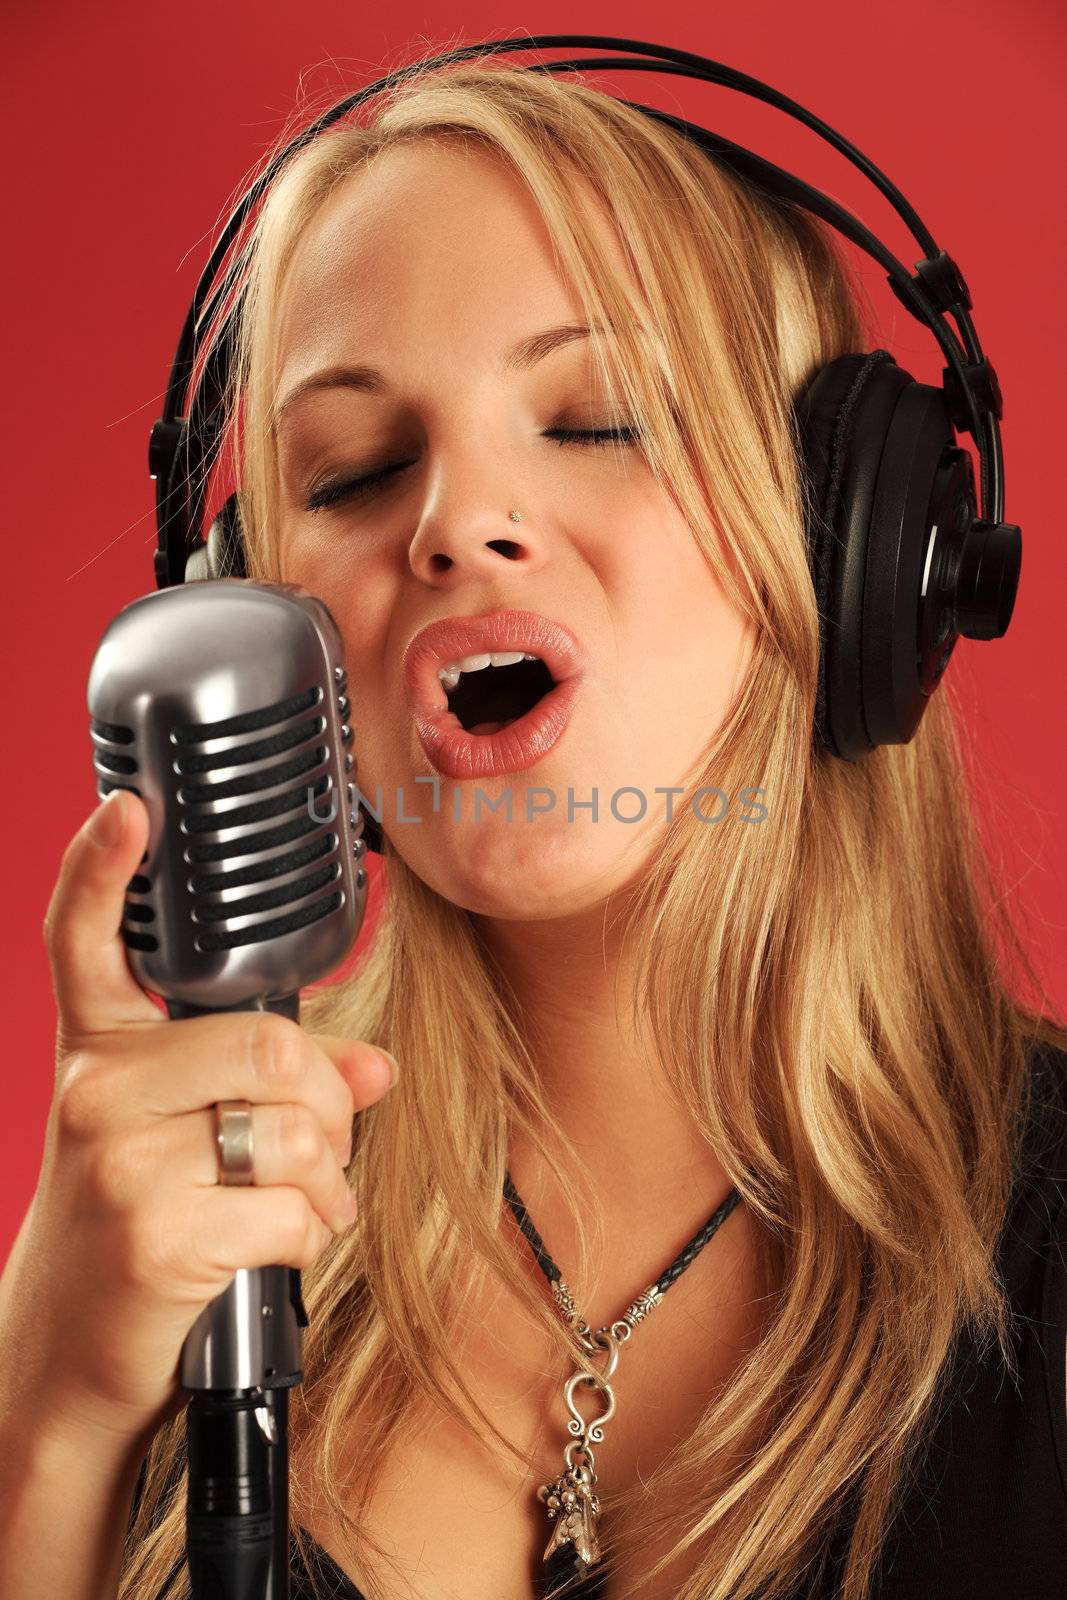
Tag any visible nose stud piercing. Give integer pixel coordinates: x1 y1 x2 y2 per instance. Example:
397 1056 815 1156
508 509 523 522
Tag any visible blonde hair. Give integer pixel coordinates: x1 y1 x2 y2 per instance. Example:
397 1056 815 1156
120 41 1067 1600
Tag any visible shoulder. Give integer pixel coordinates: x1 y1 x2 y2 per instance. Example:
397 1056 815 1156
1026 1033 1067 1115
868 1035 1067 1593
1016 1034 1067 1196
1023 1037 1067 1450
991 1035 1067 1357
1009 1035 1067 1360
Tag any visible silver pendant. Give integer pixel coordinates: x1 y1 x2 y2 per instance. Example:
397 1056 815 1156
538 1441 602 1565
536 1325 621 1596
536 1279 665 1596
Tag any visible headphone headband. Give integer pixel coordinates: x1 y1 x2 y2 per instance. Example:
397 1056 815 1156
148 32 1006 590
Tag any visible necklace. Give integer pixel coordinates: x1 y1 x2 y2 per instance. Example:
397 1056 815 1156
502 1171 743 1599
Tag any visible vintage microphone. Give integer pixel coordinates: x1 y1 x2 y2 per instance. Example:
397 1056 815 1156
86 578 371 1600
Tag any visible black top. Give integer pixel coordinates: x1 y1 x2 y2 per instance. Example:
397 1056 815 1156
132 1040 1067 1599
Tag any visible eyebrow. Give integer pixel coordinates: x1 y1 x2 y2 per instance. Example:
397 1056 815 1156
273 320 601 426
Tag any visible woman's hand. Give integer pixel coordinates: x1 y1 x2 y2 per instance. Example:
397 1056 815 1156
0 788 396 1447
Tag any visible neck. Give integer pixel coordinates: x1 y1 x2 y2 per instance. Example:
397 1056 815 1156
471 900 733 1265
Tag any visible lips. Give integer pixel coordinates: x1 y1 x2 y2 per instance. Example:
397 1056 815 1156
402 608 587 780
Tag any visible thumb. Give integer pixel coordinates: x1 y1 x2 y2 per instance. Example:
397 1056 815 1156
44 789 163 1046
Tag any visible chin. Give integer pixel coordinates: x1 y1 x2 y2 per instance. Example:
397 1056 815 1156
390 808 658 919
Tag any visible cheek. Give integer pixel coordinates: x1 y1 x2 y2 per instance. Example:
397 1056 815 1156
616 534 750 768
278 535 400 749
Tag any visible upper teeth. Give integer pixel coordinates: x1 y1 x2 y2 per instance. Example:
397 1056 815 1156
437 650 538 690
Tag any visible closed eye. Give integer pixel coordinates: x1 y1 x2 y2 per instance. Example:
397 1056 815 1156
303 425 642 513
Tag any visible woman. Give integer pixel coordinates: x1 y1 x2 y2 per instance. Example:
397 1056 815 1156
2 48 1065 1600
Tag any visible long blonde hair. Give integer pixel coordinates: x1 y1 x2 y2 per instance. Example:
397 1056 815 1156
120 42 1067 1600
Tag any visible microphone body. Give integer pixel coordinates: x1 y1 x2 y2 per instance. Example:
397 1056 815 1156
87 579 370 1600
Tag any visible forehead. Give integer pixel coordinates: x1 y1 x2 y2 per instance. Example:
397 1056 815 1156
272 140 623 385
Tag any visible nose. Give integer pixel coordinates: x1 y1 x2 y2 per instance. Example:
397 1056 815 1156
407 470 548 585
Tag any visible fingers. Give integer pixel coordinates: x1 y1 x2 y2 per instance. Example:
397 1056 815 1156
174 1100 360 1234
68 1012 396 1158
44 791 162 1043
312 1034 399 1110
184 1184 346 1280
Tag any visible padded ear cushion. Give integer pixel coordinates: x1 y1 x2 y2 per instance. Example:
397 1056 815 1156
184 491 248 582
793 350 906 758
856 372 959 750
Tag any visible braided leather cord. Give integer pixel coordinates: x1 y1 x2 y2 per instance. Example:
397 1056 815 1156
502 1171 743 1298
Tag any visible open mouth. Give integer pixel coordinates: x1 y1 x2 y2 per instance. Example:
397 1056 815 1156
403 609 586 778
442 654 557 735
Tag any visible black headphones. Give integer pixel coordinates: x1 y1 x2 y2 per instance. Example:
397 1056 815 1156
148 32 1021 808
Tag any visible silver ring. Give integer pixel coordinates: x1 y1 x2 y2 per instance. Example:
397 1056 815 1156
215 1099 255 1186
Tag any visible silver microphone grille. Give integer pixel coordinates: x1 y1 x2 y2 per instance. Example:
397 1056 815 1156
87 579 369 1009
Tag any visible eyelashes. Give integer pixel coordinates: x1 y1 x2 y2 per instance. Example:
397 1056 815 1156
303 425 643 514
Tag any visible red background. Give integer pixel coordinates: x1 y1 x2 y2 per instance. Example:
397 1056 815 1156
4 1 1064 1263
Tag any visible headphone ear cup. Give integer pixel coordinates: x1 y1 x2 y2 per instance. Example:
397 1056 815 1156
795 350 903 759
183 491 248 582
357 804 384 855
793 347 959 758
796 349 972 761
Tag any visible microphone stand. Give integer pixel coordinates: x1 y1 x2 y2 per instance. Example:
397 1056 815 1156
171 992 306 1600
